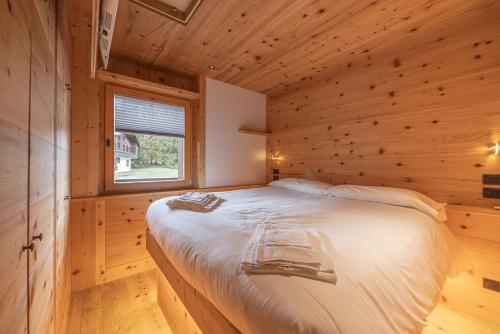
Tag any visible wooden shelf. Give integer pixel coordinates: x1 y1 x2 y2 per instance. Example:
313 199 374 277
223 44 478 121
96 70 200 100
238 128 270 136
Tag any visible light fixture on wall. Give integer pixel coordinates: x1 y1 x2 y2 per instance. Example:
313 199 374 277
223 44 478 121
488 143 499 155
270 152 280 162
208 64 216 69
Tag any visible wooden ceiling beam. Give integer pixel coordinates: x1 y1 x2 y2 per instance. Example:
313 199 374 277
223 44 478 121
97 70 200 100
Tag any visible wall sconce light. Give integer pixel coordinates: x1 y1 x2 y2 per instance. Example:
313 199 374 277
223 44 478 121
488 143 499 155
270 153 280 162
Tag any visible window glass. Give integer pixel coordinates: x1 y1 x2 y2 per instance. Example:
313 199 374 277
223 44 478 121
113 94 185 182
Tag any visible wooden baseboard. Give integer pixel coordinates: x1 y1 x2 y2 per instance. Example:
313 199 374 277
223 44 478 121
105 258 156 283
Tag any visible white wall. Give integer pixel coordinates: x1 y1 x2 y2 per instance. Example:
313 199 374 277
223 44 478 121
116 157 131 172
205 77 267 187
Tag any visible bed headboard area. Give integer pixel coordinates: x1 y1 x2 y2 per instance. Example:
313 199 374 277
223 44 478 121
266 1 500 208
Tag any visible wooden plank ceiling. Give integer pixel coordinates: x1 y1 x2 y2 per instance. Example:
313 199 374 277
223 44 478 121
111 0 497 96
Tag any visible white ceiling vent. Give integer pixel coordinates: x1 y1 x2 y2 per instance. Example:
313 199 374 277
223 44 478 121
99 0 119 70
131 0 203 25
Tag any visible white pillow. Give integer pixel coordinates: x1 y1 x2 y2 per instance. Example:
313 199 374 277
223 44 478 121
329 185 447 222
269 178 333 195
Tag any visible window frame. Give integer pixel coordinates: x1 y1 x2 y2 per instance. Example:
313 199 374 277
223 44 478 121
104 84 193 193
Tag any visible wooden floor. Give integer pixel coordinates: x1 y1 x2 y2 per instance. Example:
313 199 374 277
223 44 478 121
423 303 499 334
68 270 496 334
67 270 171 334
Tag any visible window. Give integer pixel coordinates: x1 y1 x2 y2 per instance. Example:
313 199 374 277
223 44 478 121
105 85 192 192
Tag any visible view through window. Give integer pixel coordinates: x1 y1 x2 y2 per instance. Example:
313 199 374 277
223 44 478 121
113 94 185 183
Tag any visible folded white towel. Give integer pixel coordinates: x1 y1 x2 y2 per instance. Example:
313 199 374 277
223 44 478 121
241 223 336 284
258 246 321 266
180 192 217 202
261 226 311 248
167 192 223 212
242 266 337 284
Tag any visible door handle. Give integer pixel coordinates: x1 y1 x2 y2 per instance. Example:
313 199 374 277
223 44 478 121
23 243 35 252
32 233 43 242
64 195 70 200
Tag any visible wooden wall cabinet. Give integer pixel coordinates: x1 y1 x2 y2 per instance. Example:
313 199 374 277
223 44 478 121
0 0 31 332
0 0 72 333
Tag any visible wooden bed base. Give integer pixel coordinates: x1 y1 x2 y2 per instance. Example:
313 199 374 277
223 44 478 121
146 230 239 334
147 206 500 333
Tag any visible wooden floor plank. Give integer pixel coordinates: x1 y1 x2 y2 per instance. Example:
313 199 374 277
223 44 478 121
423 302 499 334
67 269 171 334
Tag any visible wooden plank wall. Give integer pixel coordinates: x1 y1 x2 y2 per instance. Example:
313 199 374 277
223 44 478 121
429 206 500 332
70 0 102 198
264 4 500 331
70 55 199 198
70 185 260 292
71 193 159 292
69 0 206 291
70 0 199 199
266 1 500 208
30 0 73 332
29 0 59 331
192 75 207 188
54 0 73 332
0 0 32 332
108 59 197 92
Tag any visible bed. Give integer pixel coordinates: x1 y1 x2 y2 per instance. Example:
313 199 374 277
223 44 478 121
146 182 467 334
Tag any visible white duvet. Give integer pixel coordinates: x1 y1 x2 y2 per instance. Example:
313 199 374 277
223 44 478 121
146 186 465 334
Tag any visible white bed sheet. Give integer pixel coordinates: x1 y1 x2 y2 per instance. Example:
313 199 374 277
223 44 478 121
146 186 463 334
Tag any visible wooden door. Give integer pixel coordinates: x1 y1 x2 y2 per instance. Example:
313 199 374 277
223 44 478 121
0 0 32 332
28 0 57 333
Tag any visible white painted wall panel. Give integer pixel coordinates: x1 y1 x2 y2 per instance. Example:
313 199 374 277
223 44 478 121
205 78 266 187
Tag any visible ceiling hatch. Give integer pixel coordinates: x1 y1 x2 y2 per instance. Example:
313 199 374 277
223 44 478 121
131 0 204 24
